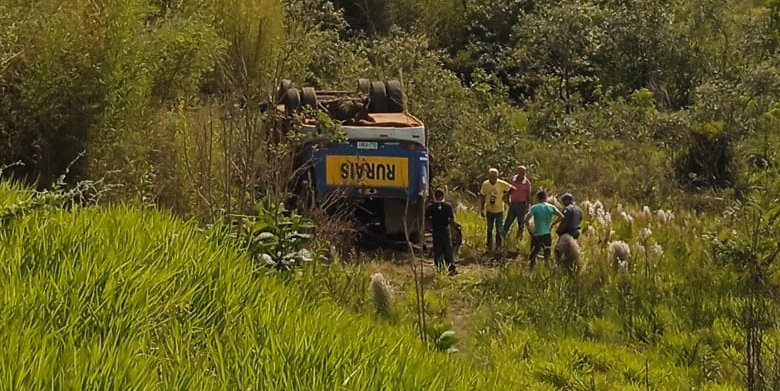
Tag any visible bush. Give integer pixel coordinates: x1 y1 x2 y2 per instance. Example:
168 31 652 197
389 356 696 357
675 121 736 190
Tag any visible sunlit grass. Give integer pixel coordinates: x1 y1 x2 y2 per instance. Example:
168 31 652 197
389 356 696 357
0 184 496 390
2 182 777 389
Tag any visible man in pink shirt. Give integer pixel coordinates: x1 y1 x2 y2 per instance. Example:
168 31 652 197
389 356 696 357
503 165 532 240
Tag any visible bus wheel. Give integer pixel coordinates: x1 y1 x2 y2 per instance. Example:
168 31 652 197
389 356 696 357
357 78 371 95
369 81 388 113
386 80 405 112
277 79 292 103
284 87 301 113
301 87 318 109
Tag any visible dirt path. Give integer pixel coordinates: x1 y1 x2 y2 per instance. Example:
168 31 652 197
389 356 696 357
362 251 528 354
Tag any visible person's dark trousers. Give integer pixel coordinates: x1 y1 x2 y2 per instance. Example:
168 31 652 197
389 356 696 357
503 202 528 238
432 228 455 273
529 233 552 269
486 212 505 250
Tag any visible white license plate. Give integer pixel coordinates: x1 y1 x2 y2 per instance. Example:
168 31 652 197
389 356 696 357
356 141 378 149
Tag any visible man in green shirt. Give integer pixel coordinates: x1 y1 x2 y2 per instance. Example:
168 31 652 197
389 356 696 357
525 190 563 269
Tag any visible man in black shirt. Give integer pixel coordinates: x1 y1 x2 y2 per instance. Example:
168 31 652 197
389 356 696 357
556 193 582 239
425 189 457 275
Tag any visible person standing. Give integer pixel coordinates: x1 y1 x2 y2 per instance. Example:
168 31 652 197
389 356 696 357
480 168 515 251
503 165 532 240
426 189 457 275
556 193 582 239
525 190 563 269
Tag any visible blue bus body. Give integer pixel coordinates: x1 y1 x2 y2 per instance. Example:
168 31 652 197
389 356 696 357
297 138 429 241
305 140 429 203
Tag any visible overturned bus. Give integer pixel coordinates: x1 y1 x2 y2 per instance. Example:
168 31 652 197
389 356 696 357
278 79 430 245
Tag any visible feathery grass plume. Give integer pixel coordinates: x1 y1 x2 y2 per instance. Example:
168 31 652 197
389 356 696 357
621 211 634 226
633 242 646 258
616 203 624 214
596 213 607 226
642 206 652 218
656 209 672 224
639 228 653 243
455 202 468 213
649 243 664 258
581 200 592 215
593 200 604 215
370 272 393 319
593 205 609 226
609 241 631 269
554 234 582 274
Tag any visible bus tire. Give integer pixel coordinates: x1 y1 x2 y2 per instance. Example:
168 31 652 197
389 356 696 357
277 79 292 103
369 81 388 113
357 78 371 95
301 87 318 109
284 87 301 113
386 80 405 112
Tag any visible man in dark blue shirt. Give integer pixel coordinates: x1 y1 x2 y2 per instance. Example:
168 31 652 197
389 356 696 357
425 189 457 275
556 193 582 239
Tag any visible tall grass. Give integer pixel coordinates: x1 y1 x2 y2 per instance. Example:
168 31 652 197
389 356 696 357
313 196 775 389
454 197 780 390
2 178 777 389
0 183 497 389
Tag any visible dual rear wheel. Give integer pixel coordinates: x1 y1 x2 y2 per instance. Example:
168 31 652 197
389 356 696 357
277 79 405 114
366 79 405 113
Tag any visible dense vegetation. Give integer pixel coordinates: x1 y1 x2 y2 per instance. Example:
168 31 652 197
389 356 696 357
2 0 778 214
1 0 779 389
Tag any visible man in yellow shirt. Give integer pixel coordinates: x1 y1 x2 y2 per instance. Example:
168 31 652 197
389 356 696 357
480 168 515 251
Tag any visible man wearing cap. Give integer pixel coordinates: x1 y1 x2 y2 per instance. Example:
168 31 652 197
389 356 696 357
503 165 532 240
556 193 582 239
426 189 457 275
480 168 515 251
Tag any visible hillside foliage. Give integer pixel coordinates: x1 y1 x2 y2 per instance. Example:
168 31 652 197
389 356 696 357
1 0 778 218
1 0 779 389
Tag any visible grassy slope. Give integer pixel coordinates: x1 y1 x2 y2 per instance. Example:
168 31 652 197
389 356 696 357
0 181 497 390
1 175 776 390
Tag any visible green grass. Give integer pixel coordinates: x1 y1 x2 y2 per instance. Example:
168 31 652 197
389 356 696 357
312 196 779 390
2 180 778 389
0 182 500 390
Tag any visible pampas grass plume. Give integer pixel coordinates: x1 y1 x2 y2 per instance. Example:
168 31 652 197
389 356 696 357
370 273 393 319
633 242 646 257
639 227 652 243
650 243 664 258
581 200 592 215
609 241 631 269
657 209 675 224
555 234 582 274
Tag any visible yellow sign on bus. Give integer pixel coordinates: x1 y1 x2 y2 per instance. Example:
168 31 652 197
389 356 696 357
325 156 409 188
